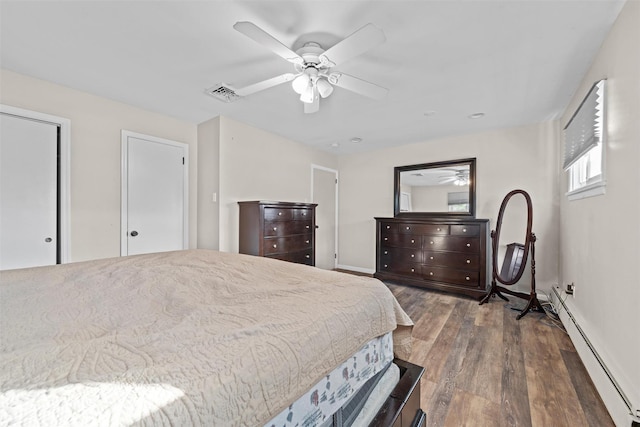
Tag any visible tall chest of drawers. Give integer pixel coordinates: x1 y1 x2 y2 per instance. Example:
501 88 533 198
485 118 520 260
239 201 317 266
374 217 490 299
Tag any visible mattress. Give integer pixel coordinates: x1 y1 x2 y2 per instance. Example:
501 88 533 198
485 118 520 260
0 249 413 426
266 332 394 427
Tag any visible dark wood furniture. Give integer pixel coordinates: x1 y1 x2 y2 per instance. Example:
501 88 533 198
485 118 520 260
238 201 317 266
479 189 544 319
371 359 426 427
375 217 490 299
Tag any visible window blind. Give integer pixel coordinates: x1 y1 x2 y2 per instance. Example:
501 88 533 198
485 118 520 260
563 79 605 170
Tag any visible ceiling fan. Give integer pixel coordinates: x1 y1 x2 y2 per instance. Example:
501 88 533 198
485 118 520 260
232 21 389 113
439 170 470 186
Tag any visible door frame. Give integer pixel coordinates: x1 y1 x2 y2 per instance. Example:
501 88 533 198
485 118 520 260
0 104 71 264
120 130 189 256
310 164 339 269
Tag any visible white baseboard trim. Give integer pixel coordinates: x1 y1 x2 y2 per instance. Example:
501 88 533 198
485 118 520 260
551 286 638 426
336 264 375 275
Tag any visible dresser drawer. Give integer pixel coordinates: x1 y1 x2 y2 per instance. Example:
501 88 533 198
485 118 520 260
380 222 397 233
379 261 422 277
263 234 312 255
380 247 422 264
292 208 313 220
422 266 479 286
264 207 294 221
424 236 479 253
423 251 479 269
267 250 313 265
381 233 421 248
264 220 312 237
397 223 449 235
450 224 480 236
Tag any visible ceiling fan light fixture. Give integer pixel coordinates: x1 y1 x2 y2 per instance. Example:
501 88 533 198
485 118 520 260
316 78 334 98
300 86 316 104
292 74 310 95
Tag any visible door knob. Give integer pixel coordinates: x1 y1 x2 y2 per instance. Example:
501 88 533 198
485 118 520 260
130 231 138 237
44 237 52 243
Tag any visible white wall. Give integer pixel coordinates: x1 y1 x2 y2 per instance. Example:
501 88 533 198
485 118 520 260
197 117 220 250
218 116 338 252
338 121 560 294
0 70 198 262
558 0 640 424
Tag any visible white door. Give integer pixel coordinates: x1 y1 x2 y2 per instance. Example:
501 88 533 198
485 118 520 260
121 131 188 256
312 166 338 270
0 113 58 270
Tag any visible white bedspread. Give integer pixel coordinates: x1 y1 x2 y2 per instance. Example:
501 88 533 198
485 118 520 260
0 250 412 426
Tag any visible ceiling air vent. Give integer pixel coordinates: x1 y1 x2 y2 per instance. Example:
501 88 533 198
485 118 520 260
205 84 240 103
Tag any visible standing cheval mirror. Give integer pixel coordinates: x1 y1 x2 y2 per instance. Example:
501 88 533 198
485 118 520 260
479 189 544 319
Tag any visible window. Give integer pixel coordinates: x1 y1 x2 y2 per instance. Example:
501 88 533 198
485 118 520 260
563 79 606 200
448 191 469 212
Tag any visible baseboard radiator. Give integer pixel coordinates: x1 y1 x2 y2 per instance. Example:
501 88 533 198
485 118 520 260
551 286 639 426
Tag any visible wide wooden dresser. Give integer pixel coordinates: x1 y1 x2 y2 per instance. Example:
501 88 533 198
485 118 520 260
374 217 490 299
238 201 317 266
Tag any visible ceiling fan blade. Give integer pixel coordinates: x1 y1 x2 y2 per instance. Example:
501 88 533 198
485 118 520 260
319 23 386 67
304 88 320 114
234 73 297 96
329 72 388 100
233 21 304 65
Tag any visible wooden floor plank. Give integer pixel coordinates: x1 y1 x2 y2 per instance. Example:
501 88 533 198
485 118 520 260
443 389 501 427
560 349 615 427
521 317 590 427
385 283 614 427
501 305 533 427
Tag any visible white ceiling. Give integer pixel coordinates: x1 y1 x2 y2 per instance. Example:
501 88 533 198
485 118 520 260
0 0 626 154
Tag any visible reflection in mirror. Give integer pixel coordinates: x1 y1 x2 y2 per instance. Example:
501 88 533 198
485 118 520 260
394 158 475 217
495 195 529 286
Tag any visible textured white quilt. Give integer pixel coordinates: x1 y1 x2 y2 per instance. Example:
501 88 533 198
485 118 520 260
0 250 412 426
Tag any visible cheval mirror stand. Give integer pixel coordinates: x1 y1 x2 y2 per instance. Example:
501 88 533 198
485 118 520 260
479 189 544 320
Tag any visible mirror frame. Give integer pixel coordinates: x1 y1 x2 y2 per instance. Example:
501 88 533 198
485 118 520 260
394 158 476 218
492 189 533 285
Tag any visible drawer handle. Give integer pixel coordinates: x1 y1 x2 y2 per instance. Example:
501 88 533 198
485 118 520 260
306 254 310 258
437 227 441 231
411 239 415 243
278 212 282 216
466 276 470 281
430 256 434 260
466 243 471 247
430 241 434 245
306 240 310 244
384 237 388 241
429 271 433 276
411 268 415 272
273 244 277 248
386 225 390 229
411 254 415 258
273 227 277 231
406 226 410 230
463 228 467 232
466 259 471 264
384 264 388 268
384 251 388 255
302 212 306 216
306 225 310 229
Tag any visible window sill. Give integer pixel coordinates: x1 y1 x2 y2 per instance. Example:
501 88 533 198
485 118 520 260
566 180 606 201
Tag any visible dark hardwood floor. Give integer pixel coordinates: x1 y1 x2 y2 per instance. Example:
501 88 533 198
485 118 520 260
387 283 614 427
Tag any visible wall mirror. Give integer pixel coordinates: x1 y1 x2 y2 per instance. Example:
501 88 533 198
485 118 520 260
394 158 476 217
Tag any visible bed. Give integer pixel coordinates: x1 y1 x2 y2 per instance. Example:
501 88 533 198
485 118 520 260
0 249 423 426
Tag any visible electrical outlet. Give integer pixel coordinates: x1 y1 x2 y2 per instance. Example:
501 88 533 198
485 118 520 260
566 282 575 295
